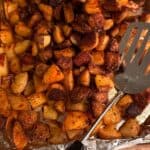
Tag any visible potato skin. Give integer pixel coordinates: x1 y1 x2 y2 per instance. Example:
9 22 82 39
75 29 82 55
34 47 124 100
63 111 89 130
120 119 140 138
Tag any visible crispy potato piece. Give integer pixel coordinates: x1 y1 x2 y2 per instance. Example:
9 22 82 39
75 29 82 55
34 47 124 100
96 34 109 51
98 125 121 139
54 48 75 59
28 93 47 109
91 51 104 65
0 75 12 89
63 3 74 23
62 25 72 37
15 22 32 37
120 119 140 138
24 80 35 96
9 11 20 24
79 69 90 86
5 44 16 60
43 105 58 120
63 111 89 130
9 94 31 111
117 95 133 114
50 83 65 91
63 70 74 91
10 56 21 74
103 106 121 125
66 129 84 140
0 53 8 77
13 121 28 150
54 100 65 113
103 19 114 31
116 0 128 7
33 75 48 92
0 29 14 44
0 89 11 117
95 74 114 88
43 64 64 84
11 72 28 94
53 25 65 44
91 121 104 136
39 3 53 21
84 0 101 14
14 40 31 55
31 42 38 56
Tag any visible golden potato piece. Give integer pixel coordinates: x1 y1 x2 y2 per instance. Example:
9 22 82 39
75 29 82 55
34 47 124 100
15 22 32 37
120 119 140 138
98 125 121 139
0 53 8 77
43 105 58 120
43 64 64 84
79 69 90 87
13 121 28 150
54 100 65 113
103 106 121 125
91 51 104 65
10 57 21 74
0 30 13 44
0 88 11 117
116 0 128 7
63 111 89 130
9 11 20 24
11 72 28 94
66 129 84 140
95 74 114 88
62 25 72 37
28 93 47 109
9 94 31 111
103 19 114 31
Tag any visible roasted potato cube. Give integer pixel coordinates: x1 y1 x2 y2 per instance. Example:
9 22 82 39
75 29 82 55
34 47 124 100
103 106 121 125
116 0 128 7
31 42 38 56
13 121 28 150
28 93 47 109
11 72 28 94
63 3 74 23
63 111 89 130
0 53 8 77
62 25 72 37
10 57 21 74
24 80 35 96
103 19 114 31
54 48 75 59
120 119 140 138
15 22 32 37
18 111 38 130
91 51 104 65
79 69 90 87
98 125 121 139
96 34 109 51
95 74 114 88
53 25 65 44
43 64 64 84
54 100 65 113
66 129 84 140
43 105 58 120
0 29 14 44
39 3 53 21
9 94 31 111
0 89 11 117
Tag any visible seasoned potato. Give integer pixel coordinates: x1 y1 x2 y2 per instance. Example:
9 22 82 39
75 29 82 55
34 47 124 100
120 119 140 138
95 74 114 88
9 94 31 111
62 25 72 37
15 22 32 37
79 69 90 87
10 57 21 74
63 111 89 130
54 100 65 113
24 80 35 96
38 3 53 21
28 93 47 109
0 30 14 44
103 19 114 31
13 121 28 150
0 89 11 117
98 125 122 139
66 129 84 140
11 72 28 94
103 106 121 125
0 53 8 77
9 11 20 24
116 0 128 7
91 51 104 65
43 105 58 120
43 64 64 84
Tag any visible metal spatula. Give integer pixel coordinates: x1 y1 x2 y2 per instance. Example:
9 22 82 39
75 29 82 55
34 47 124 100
66 22 150 150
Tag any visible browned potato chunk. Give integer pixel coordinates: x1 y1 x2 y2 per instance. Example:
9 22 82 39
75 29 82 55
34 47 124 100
116 0 128 7
103 19 114 31
0 29 13 44
15 22 32 37
66 129 84 140
120 119 140 138
54 100 65 113
28 93 47 109
24 80 35 96
63 111 89 130
62 25 72 37
0 53 8 77
79 69 90 86
0 89 11 117
43 64 64 84
103 106 121 125
11 72 28 94
91 51 104 65
98 125 121 139
13 121 28 150
10 57 21 74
